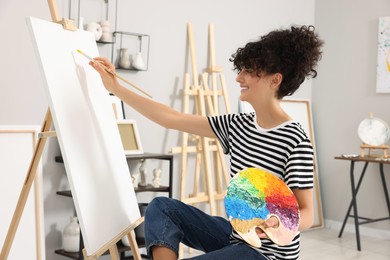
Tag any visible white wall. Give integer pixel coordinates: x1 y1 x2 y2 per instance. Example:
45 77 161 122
314 0 390 234
0 0 342 259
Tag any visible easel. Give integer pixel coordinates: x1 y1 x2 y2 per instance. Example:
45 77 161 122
1 1 143 259
360 144 389 158
172 22 232 258
171 23 230 216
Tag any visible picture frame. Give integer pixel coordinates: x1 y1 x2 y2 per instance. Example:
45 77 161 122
0 125 46 259
109 94 125 120
239 99 324 228
117 119 143 154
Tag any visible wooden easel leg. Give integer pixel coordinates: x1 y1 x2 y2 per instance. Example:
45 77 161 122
180 73 191 201
127 230 142 260
1 108 52 260
109 245 120 260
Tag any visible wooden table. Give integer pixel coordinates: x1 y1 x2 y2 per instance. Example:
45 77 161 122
335 156 390 251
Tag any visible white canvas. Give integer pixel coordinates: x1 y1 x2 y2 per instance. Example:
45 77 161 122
26 16 140 256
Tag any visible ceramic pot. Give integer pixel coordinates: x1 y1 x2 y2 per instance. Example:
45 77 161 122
119 48 131 69
63 216 80 252
100 32 112 42
132 52 145 70
100 20 111 42
86 22 103 41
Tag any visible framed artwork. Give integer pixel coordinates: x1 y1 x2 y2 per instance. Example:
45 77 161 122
0 125 46 259
109 94 125 120
117 119 143 154
239 99 324 228
376 17 390 93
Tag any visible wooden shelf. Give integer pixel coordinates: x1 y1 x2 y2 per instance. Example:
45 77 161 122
57 184 169 198
55 152 173 163
55 239 146 259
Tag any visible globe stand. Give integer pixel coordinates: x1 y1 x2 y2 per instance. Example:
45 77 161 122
360 143 389 158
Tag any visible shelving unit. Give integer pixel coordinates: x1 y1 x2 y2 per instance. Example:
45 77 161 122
68 0 151 71
112 31 151 71
54 153 173 259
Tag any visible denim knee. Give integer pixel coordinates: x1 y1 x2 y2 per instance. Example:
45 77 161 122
144 197 181 257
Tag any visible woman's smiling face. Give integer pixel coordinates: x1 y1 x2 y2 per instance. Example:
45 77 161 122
235 69 277 104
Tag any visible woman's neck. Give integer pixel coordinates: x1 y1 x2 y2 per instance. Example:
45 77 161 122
252 100 291 129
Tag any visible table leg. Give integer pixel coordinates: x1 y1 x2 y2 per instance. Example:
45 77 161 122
379 163 390 217
350 161 361 251
338 161 368 242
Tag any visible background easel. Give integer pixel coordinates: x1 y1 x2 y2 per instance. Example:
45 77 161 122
360 144 389 158
172 22 232 258
1 1 143 259
171 23 231 216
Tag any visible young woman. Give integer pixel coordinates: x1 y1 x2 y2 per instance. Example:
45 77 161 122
90 25 323 260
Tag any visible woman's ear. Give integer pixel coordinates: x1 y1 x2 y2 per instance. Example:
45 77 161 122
272 73 283 87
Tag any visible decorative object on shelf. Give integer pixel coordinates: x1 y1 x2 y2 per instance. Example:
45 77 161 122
358 112 389 158
131 173 139 188
117 119 144 155
78 17 84 30
100 20 112 42
152 168 161 188
62 216 80 253
139 159 147 186
113 31 150 71
119 48 131 69
86 22 102 41
132 52 145 70
121 235 130 247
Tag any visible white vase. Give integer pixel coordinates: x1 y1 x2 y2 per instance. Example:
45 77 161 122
121 235 130 247
132 52 145 70
86 22 103 41
119 48 131 69
63 216 80 253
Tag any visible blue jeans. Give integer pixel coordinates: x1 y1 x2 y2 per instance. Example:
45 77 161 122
144 197 268 260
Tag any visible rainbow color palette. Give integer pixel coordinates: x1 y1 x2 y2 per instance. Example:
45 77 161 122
225 168 299 247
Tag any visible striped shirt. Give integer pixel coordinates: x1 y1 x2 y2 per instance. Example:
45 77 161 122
208 112 314 260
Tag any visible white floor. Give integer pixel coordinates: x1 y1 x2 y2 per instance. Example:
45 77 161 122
300 228 390 260
182 228 390 259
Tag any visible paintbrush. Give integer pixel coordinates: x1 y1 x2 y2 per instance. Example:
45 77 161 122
76 49 152 99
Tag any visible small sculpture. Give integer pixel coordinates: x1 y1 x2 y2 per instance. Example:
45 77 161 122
119 48 131 69
100 20 112 42
131 173 139 188
152 168 161 188
139 159 147 186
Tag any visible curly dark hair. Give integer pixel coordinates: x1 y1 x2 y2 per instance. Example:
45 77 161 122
230 25 324 99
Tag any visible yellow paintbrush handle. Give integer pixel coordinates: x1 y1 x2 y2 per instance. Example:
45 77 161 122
113 73 153 99
77 50 152 99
